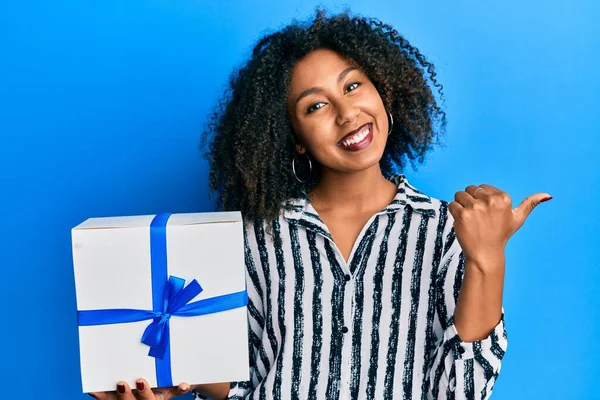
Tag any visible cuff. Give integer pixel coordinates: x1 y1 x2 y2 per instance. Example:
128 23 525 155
443 312 507 361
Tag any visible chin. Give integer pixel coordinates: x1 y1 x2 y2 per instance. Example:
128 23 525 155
337 153 385 174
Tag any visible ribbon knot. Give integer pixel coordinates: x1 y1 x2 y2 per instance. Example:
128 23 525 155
140 275 203 359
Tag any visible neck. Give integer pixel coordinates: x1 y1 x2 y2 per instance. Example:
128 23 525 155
308 165 396 214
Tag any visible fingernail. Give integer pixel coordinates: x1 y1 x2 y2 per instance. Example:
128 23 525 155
540 196 553 203
181 384 190 392
117 384 125 394
136 381 145 392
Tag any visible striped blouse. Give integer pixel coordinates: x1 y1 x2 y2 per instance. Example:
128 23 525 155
195 174 507 399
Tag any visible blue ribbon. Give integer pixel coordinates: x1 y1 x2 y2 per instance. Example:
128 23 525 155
77 213 248 386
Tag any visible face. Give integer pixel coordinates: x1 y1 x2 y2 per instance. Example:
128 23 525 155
287 48 389 175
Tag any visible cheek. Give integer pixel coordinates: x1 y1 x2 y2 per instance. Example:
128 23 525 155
297 120 333 148
304 134 332 156
366 95 387 136
366 89 386 114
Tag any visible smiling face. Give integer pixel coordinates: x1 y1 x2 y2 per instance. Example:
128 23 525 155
287 48 390 176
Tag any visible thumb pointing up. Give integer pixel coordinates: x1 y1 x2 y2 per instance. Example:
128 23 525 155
512 193 553 229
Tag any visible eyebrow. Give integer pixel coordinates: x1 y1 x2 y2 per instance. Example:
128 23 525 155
295 66 358 105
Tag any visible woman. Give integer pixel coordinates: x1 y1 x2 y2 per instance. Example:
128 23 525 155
92 8 551 400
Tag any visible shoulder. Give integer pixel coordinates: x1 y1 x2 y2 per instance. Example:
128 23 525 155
241 214 284 247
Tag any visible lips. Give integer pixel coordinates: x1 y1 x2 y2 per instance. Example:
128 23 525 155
337 123 373 152
338 123 372 145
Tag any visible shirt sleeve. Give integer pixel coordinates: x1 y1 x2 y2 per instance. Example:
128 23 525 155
194 227 266 400
426 228 508 400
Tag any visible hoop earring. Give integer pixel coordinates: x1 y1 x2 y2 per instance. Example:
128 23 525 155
292 153 312 183
388 112 394 135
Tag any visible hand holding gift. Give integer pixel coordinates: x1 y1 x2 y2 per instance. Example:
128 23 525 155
89 379 231 400
89 378 191 400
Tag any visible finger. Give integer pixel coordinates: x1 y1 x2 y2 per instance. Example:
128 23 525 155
465 185 492 202
448 200 463 219
156 382 191 400
464 185 483 197
89 390 119 400
115 382 136 400
478 183 502 194
454 191 475 207
134 379 155 400
512 193 552 226
176 382 191 396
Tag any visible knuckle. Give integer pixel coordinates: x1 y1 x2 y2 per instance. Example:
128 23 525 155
472 202 485 212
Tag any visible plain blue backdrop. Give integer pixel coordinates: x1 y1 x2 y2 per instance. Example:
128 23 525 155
1 0 598 399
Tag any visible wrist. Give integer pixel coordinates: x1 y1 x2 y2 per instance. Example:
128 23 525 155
466 250 506 275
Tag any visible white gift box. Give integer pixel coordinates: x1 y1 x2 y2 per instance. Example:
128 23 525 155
72 212 250 393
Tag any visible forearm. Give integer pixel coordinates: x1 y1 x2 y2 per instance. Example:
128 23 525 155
453 253 505 342
191 382 230 400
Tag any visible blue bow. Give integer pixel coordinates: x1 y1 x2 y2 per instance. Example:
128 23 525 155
141 275 203 360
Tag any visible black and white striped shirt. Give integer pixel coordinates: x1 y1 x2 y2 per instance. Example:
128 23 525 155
196 174 507 399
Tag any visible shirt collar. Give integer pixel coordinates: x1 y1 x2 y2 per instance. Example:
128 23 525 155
381 174 437 218
282 174 437 231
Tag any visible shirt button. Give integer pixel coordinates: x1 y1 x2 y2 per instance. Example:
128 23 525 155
342 326 349 333
344 274 351 282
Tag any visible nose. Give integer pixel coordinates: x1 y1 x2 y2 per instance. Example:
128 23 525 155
335 99 360 127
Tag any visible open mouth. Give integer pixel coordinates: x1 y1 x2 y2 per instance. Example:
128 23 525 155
337 123 373 151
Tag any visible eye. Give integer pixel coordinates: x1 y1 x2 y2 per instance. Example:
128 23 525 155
305 82 362 114
345 82 361 92
307 102 325 114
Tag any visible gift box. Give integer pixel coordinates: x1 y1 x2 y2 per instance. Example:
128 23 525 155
72 212 250 393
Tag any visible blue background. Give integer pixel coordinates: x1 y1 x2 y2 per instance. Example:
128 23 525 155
1 1 598 399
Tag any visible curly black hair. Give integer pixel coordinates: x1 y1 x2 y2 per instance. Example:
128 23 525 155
201 7 447 224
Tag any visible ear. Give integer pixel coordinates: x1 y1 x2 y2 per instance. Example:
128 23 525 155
292 134 307 154
290 128 306 154
295 142 307 154
288 112 307 154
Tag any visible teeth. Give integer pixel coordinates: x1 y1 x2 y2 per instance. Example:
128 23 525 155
341 124 370 147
